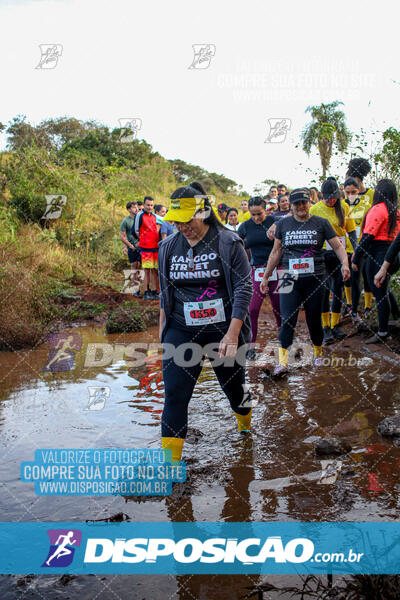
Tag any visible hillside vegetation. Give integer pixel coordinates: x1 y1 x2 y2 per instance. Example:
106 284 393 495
0 116 248 350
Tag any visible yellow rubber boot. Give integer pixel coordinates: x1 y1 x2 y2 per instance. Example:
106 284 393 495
162 437 184 462
344 287 351 304
364 292 373 309
321 312 330 328
234 409 252 433
313 345 323 357
278 347 289 367
331 312 340 328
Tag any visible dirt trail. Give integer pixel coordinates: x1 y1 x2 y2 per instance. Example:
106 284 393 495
0 300 399 599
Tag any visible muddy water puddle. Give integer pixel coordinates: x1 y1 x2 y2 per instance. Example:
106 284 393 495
1 321 400 599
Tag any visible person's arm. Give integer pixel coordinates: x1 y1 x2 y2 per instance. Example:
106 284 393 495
260 238 283 293
385 231 400 264
267 223 277 240
159 308 165 341
218 240 253 358
120 228 134 249
374 231 400 287
348 229 358 253
326 236 351 281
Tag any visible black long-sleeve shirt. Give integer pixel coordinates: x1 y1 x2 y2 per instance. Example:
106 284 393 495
385 231 400 264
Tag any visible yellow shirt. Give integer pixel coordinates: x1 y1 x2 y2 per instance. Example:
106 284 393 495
238 210 251 223
345 188 374 242
212 206 224 222
310 200 356 251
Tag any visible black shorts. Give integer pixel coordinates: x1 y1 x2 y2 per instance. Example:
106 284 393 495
128 247 141 263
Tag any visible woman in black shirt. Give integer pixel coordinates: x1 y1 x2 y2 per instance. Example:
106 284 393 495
158 182 253 461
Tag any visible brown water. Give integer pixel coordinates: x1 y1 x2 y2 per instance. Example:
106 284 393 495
1 316 400 599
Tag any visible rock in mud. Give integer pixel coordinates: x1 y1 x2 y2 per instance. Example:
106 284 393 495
314 437 352 456
106 302 146 333
59 574 76 586
377 415 400 440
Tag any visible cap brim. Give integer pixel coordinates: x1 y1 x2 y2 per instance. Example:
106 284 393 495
163 208 197 222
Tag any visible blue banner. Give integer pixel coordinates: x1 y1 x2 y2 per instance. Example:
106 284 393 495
0 522 399 574
20 449 185 496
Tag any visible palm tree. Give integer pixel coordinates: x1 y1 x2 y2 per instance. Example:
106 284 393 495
301 101 351 179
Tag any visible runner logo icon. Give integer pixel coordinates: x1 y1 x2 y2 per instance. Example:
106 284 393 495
42 529 82 567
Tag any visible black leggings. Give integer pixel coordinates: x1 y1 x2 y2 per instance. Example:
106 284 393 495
162 327 250 439
343 254 371 313
364 242 399 332
322 251 344 314
279 275 326 348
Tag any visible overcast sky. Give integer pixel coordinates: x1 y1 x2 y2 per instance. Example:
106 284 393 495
0 0 399 194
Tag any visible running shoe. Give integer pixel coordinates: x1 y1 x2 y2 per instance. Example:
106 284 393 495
272 364 288 378
143 290 153 301
246 348 256 360
365 332 388 344
133 291 142 298
151 290 161 299
313 356 325 368
331 325 346 340
363 308 372 320
323 326 334 345
342 304 352 318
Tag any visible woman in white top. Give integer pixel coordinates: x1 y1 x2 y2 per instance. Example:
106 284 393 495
225 208 240 232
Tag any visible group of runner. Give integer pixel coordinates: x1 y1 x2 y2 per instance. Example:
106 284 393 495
119 197 178 300
156 159 400 461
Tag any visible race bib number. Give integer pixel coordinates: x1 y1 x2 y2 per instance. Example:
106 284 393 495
289 258 315 274
183 298 226 326
254 267 277 282
326 236 345 251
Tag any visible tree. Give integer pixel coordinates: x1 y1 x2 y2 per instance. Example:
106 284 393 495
168 159 238 193
301 101 351 179
375 127 400 185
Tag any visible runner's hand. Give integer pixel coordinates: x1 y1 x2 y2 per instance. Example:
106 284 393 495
374 267 387 288
260 276 270 294
341 265 351 281
218 332 238 358
267 224 276 240
351 263 358 272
